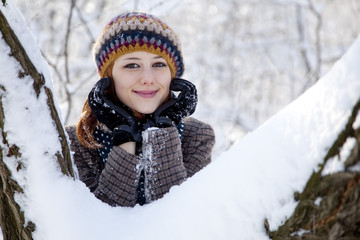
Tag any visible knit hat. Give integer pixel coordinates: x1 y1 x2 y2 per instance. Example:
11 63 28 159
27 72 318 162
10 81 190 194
93 12 184 78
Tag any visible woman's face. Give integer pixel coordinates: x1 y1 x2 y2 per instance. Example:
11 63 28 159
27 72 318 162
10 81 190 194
112 51 172 114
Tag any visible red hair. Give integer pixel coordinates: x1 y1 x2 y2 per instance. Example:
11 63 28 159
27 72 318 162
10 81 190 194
76 63 117 148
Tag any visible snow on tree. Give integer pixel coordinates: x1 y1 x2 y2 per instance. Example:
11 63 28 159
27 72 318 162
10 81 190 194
0 1 75 239
0 0 360 239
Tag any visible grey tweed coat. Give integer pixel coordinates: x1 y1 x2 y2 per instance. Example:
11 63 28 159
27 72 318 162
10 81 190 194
66 117 215 207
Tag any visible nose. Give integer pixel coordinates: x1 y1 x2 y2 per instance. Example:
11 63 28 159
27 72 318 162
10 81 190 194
140 66 154 85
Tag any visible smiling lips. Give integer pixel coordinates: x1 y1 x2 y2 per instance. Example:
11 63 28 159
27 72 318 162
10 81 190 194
134 90 158 98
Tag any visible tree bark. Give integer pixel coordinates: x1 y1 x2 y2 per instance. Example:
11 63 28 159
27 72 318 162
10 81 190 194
0 4 75 239
268 99 360 240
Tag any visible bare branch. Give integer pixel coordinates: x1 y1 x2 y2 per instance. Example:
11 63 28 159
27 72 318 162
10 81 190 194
64 0 76 84
74 5 96 43
308 0 322 77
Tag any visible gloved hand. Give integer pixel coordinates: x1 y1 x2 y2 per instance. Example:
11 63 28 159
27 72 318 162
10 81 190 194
88 77 142 145
144 78 198 129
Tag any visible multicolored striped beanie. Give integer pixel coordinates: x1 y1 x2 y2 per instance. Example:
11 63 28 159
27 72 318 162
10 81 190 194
93 12 184 78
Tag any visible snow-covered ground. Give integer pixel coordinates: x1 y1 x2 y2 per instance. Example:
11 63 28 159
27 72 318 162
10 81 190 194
1 1 360 239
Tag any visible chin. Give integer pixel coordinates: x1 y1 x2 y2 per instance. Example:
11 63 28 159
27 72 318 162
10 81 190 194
136 107 158 115
133 101 163 115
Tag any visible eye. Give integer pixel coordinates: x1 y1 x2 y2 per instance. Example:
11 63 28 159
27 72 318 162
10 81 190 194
124 63 139 69
153 62 167 68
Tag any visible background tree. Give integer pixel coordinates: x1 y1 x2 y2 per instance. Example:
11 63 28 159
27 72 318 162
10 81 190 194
13 0 360 154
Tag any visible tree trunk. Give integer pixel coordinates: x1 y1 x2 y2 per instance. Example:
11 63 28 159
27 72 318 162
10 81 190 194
268 99 360 239
0 2 75 239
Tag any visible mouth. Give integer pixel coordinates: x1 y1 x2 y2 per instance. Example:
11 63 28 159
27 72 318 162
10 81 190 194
133 90 158 98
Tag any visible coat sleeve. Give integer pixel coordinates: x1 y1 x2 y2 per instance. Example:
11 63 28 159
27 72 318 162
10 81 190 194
66 126 141 207
181 118 216 177
66 126 104 192
93 145 141 207
142 118 215 202
142 127 188 203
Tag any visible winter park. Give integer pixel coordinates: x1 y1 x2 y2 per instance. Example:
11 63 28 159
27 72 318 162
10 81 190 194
1 0 360 239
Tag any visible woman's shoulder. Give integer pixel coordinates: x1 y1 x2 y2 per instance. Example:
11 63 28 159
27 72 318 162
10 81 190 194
65 125 77 139
184 117 213 129
65 125 82 149
181 118 215 164
65 125 102 164
183 117 215 139
65 125 87 151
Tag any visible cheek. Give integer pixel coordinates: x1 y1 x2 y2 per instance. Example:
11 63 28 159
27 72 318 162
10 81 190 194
162 80 171 102
113 77 130 101
112 66 129 96
159 70 172 88
160 77 171 95
164 79 171 89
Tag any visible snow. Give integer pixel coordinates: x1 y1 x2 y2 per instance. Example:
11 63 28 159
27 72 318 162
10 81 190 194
0 0 51 87
1 1 360 240
354 110 360 129
314 197 322 206
322 137 357 175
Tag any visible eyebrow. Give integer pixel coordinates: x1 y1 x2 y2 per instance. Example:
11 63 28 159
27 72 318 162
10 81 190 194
123 56 164 61
123 57 140 61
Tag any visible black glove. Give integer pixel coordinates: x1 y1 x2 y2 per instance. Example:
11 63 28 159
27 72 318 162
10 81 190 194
144 78 198 129
88 77 142 145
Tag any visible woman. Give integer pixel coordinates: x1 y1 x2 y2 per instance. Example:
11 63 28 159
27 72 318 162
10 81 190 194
66 12 215 207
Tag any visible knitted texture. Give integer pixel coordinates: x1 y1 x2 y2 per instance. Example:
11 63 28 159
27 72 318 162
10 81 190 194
93 12 184 78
